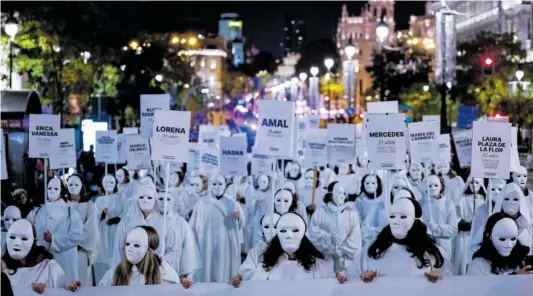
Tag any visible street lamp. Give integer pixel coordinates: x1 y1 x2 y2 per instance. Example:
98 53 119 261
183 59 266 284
345 39 356 60
343 38 357 110
324 58 334 72
81 51 91 64
299 72 307 81
516 70 524 82
310 66 319 77
5 22 18 89
376 20 389 43
423 85 430 92
155 74 163 82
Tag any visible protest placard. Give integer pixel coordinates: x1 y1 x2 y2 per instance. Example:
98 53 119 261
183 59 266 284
304 129 328 168
188 142 200 172
327 124 356 165
140 94 170 138
126 134 151 170
452 129 472 168
367 101 399 114
251 147 274 176
365 113 407 170
408 121 439 164
439 133 452 163
219 136 248 176
95 130 118 163
151 110 190 162
471 121 511 179
49 129 76 169
199 145 219 177
255 100 295 158
29 114 60 158
0 129 6 180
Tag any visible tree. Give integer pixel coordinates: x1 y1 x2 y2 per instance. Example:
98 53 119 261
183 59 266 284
295 38 341 75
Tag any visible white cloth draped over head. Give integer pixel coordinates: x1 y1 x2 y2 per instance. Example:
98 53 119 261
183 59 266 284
98 260 180 286
420 193 458 258
4 259 67 288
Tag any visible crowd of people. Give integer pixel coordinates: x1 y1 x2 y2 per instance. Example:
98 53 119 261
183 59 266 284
1 154 533 294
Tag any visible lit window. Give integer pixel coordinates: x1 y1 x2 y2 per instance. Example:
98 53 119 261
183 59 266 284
296 29 299 33
200 58 206 68
210 59 216 69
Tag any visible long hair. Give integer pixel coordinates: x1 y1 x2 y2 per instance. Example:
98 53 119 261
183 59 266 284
357 174 383 199
254 175 271 191
463 178 487 198
285 161 302 181
430 162 457 178
323 181 341 204
407 163 425 182
274 189 298 213
472 212 529 274
111 226 162 286
2 224 53 275
367 197 444 269
118 168 130 184
66 174 90 202
261 214 324 272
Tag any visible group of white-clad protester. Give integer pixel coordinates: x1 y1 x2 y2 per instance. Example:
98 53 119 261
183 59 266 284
2 136 533 294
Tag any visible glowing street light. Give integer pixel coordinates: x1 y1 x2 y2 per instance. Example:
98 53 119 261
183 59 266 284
53 45 61 53
81 51 91 64
344 38 356 59
129 40 139 50
310 66 319 77
299 72 308 81
171 36 180 44
5 22 18 40
515 70 524 82
188 37 197 46
155 74 163 82
423 85 430 92
324 58 334 72
376 20 389 43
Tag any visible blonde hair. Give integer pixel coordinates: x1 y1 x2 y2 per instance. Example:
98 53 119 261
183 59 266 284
111 226 162 285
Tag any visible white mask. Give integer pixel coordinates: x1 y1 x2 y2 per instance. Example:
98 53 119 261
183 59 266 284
275 190 293 215
115 169 126 184
138 169 149 178
282 181 296 195
304 171 314 188
408 164 422 181
427 175 442 198
511 166 528 188
490 218 518 257
434 161 450 176
156 192 174 214
189 176 203 194
391 177 408 196
338 164 350 176
168 172 180 188
102 175 117 194
332 183 347 206
287 162 300 179
393 189 412 202
210 174 227 197
490 180 505 201
469 178 482 193
389 198 416 240
276 213 306 254
125 227 149 265
6 219 34 260
257 175 269 191
358 156 368 168
501 189 521 216
3 206 22 230
137 186 156 213
364 175 377 195
47 178 62 202
261 213 281 242
67 175 83 196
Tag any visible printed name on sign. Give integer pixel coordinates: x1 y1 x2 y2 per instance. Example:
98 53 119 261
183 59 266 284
141 107 162 117
261 118 290 128
368 131 404 138
31 126 58 137
155 126 186 134
478 137 506 152
222 150 244 156
410 132 436 141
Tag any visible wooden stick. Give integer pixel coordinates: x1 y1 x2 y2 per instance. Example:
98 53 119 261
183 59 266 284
311 166 318 205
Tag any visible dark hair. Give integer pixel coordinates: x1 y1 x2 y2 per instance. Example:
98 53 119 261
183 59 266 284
472 212 530 274
304 169 320 189
254 174 271 191
389 187 417 205
274 189 298 214
426 175 446 199
323 181 346 205
367 197 444 269
463 178 487 198
430 162 457 178
118 168 130 184
358 174 383 199
407 163 425 182
285 161 302 181
66 174 90 202
46 177 68 202
333 164 353 175
261 213 324 272
100 175 118 194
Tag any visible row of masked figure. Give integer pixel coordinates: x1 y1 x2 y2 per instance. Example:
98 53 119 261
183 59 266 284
2 158 533 294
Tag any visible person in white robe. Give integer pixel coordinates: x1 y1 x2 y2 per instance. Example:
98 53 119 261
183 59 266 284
335 163 360 198
285 160 304 189
308 181 362 272
155 191 200 279
353 155 369 183
510 166 533 219
66 174 99 286
420 175 458 258
350 173 383 223
319 166 336 192
467 213 532 275
1 206 21 254
453 176 486 275
115 168 136 200
189 173 245 283
433 160 465 207
27 177 83 283
470 179 506 238
281 180 308 220
299 168 327 217
338 198 453 284
166 170 185 210
248 174 274 248
177 175 208 220
407 162 425 201
2 219 80 293
99 226 190 287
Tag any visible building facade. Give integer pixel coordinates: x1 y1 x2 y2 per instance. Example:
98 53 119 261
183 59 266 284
281 16 306 56
219 13 245 67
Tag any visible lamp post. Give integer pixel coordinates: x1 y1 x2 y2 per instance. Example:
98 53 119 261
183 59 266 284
309 66 320 115
81 51 91 64
5 22 19 89
376 20 389 101
324 58 335 118
344 38 357 113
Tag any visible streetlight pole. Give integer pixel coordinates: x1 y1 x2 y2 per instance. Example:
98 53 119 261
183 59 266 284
376 20 389 101
344 38 357 112
324 58 334 119
5 22 19 89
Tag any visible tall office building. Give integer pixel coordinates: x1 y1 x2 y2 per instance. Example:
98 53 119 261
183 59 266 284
280 16 306 56
219 13 245 67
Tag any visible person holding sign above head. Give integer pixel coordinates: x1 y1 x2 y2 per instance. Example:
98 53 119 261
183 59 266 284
299 168 326 217
99 226 186 287
2 206 22 254
27 177 83 284
189 173 244 283
419 175 458 259
349 173 383 224
467 213 532 275
308 182 362 272
470 179 506 244
177 175 208 221
337 198 453 284
432 160 465 207
407 163 425 201
66 174 99 286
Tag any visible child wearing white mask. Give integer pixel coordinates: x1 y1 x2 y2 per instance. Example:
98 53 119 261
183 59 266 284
2 206 21 254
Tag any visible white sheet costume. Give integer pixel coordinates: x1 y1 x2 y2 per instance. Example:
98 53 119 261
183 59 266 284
298 169 327 214
407 163 425 201
511 166 533 220
352 174 383 223
434 160 465 206
470 179 506 238
176 175 207 220
1 205 21 254
247 175 275 248
116 168 136 200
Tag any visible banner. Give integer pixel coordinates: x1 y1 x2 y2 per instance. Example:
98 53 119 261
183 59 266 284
304 129 328 168
117 134 127 164
366 113 407 170
452 129 472 168
140 94 170 138
251 147 274 176
327 124 355 165
255 100 295 158
422 115 441 133
29 114 60 158
219 136 248 176
151 110 191 162
95 130 118 163
188 142 201 172
126 134 151 170
199 145 219 177
408 121 439 164
49 129 76 169
471 121 511 179
367 101 398 114
0 129 7 180
439 133 452 163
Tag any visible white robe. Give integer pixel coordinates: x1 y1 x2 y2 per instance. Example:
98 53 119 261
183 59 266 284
420 197 458 258
68 200 100 286
239 242 268 281
162 213 201 277
4 259 67 288
177 190 207 220
298 186 327 211
98 260 180 286
361 199 388 247
352 194 382 223
250 255 334 280
189 194 244 283
308 203 362 271
466 257 520 275
93 194 121 283
453 194 485 275
27 200 83 283
443 176 466 207
247 189 273 249
117 182 136 200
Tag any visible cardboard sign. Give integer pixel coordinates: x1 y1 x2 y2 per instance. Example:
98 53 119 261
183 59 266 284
29 114 60 158
365 113 407 170
422 115 441 133
199 125 217 147
304 129 328 168
126 134 151 170
199 145 219 177
439 133 452 163
471 121 511 179
151 110 191 162
251 147 274 176
123 127 139 135
367 101 399 114
187 142 200 172
95 130 118 163
255 100 295 158
452 129 472 168
1 129 8 179
327 124 356 165
219 136 248 176
117 134 127 164
49 129 76 169
140 94 170 138
355 123 366 157
408 121 439 164
307 115 321 129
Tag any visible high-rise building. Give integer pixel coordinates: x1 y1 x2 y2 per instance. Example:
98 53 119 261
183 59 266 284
280 16 306 56
219 13 245 67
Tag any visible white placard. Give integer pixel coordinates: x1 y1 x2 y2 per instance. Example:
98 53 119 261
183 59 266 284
304 129 328 168
367 101 399 114
151 110 191 162
355 123 366 157
219 136 248 176
140 94 170 138
188 142 200 172
452 129 473 168
422 115 441 133
126 134 151 170
366 113 407 170
0 129 7 180
117 134 127 164
255 100 295 158
471 121 511 179
199 125 217 147
327 124 356 165
199 146 219 177
307 114 320 129
29 114 60 158
49 129 76 169
408 121 439 164
439 133 452 163
510 127 521 171
95 130 118 163
123 127 139 135
251 147 274 176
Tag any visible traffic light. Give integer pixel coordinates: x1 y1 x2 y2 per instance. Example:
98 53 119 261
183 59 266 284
481 56 495 76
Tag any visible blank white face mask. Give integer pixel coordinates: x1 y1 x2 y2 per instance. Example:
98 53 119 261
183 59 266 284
408 164 422 181
6 219 34 260
168 172 180 187
138 169 149 178
102 175 117 194
276 213 306 254
501 190 521 216
364 175 378 195
287 162 300 179
392 189 412 203
156 192 174 214
189 176 203 194
490 218 518 257
47 178 62 202
261 213 281 243
332 183 347 206
388 198 416 240
274 190 293 215
469 178 482 193
282 181 296 195
427 175 442 198
490 180 505 200
137 186 156 213
434 162 450 176
391 177 408 196
512 168 528 188
115 169 126 184
67 175 83 196
304 171 314 188
210 174 227 197
338 164 350 176
3 206 22 231
125 227 149 265
258 175 269 191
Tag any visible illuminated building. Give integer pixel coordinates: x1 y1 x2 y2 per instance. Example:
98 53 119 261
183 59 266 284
219 13 245 67
281 16 306 56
